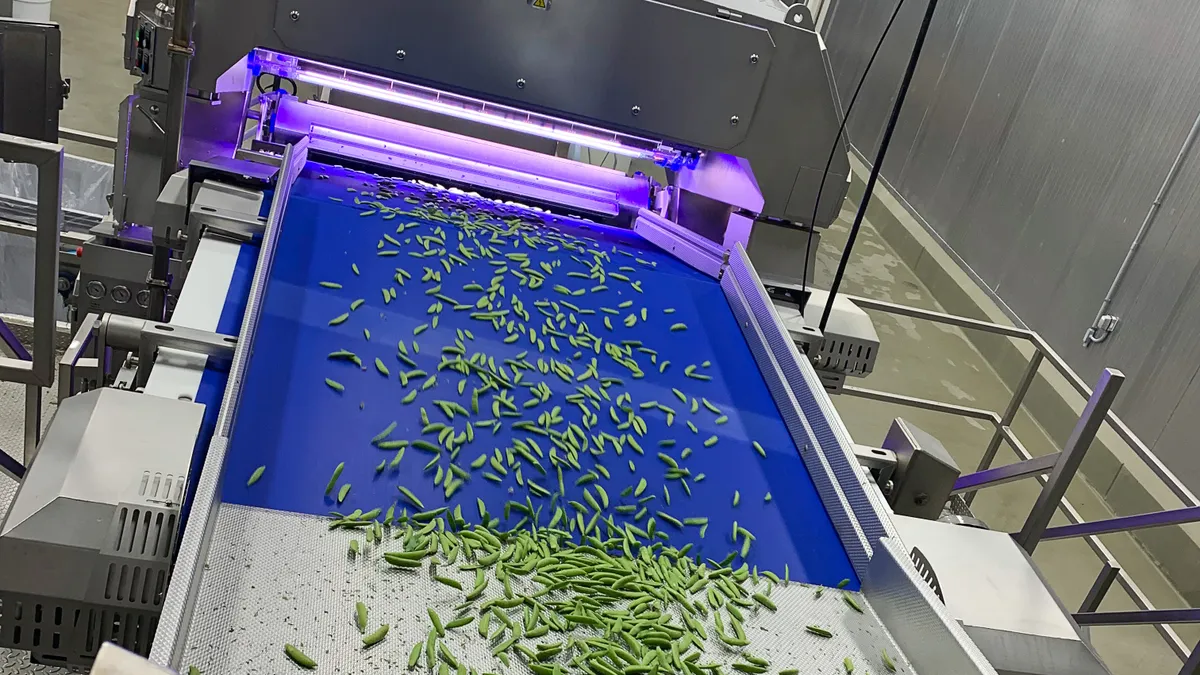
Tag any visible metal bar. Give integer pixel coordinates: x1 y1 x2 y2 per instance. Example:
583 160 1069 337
57 127 118 150
1032 334 1200 509
844 294 1034 340
0 315 31 360
0 448 23 481
59 313 100 401
834 297 1193 656
851 291 1200 513
975 351 1043 475
1181 639 1200 675
23 384 40 465
1083 107 1200 347
1000 426 1034 469
841 384 1001 422
976 389 1190 658
632 208 724 279
1074 608 1200 626
0 135 63 389
158 0 196 189
1016 368 1125 554
1041 506 1200 541
1078 563 1119 613
0 218 92 245
951 452 1059 494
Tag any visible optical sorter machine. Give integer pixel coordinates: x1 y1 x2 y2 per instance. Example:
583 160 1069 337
0 2 1100 675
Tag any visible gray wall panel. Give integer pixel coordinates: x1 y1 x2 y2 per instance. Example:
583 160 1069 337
823 0 1200 488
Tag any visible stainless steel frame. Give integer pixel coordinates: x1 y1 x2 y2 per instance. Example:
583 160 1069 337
0 134 63 388
146 144 978 671
0 134 63 469
836 293 1200 667
721 243 990 673
149 138 307 667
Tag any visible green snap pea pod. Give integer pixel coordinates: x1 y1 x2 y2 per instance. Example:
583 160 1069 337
806 625 833 638
843 592 863 613
246 465 265 487
355 601 368 632
283 644 316 669
429 608 445 637
362 624 389 647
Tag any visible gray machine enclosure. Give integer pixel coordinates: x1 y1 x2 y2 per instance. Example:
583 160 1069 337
0 389 203 666
121 0 848 229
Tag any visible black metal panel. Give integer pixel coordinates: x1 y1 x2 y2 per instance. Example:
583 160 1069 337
0 19 63 142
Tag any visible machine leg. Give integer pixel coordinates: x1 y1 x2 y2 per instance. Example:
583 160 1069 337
23 383 41 465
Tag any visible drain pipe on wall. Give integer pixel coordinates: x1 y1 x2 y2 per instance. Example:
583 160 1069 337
1084 109 1200 347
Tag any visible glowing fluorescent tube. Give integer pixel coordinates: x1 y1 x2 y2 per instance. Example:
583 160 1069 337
310 124 619 211
296 70 658 162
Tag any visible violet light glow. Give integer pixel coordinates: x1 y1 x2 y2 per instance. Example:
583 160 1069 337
296 70 659 162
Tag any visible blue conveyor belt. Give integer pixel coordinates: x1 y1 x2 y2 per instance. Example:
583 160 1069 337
220 162 859 589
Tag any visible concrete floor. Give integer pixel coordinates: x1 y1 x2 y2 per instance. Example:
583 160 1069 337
11 0 1196 673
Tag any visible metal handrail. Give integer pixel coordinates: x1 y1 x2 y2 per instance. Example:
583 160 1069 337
846 293 1200 510
837 293 1200 668
0 134 64 467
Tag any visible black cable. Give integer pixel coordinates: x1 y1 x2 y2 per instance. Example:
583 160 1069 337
802 0 908 293
820 0 940 332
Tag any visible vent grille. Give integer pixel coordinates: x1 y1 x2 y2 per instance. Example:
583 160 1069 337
137 471 185 505
0 593 158 666
110 506 177 560
102 563 168 607
816 337 875 376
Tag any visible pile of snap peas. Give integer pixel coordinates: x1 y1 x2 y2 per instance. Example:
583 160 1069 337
267 178 897 675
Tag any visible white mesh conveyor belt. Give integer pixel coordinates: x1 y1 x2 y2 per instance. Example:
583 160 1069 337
181 504 915 675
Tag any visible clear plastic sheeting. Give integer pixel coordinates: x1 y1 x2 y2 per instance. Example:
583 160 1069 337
0 154 111 316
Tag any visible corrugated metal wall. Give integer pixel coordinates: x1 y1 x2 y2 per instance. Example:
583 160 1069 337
821 0 1200 489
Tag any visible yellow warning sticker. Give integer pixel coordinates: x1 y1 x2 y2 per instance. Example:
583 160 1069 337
528 0 550 9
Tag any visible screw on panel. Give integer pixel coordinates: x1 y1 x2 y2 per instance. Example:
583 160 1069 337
631 105 641 116
730 115 740 126
516 78 526 89
396 49 406 60
750 54 759 64
289 9 299 20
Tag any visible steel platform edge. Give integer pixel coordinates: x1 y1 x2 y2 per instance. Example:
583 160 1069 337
147 140 994 675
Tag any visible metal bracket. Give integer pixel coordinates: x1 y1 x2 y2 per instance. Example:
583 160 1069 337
98 314 237 389
58 312 102 401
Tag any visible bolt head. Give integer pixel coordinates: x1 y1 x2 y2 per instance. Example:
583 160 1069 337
631 105 641 116
730 115 740 126
395 49 406 60
289 9 299 20
750 54 759 64
516 78 526 89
